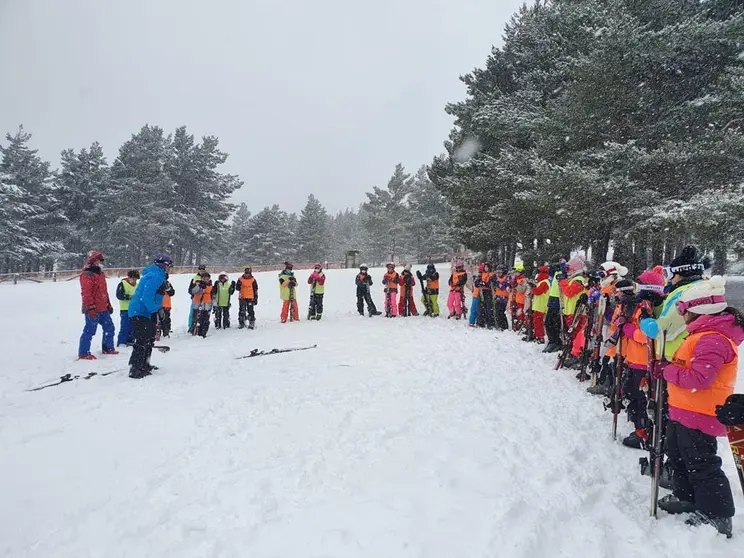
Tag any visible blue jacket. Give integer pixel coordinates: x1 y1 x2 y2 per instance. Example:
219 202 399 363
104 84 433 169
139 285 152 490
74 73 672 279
128 264 166 318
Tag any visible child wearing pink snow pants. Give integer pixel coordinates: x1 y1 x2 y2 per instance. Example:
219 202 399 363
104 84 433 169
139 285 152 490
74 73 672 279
447 291 463 317
385 291 399 317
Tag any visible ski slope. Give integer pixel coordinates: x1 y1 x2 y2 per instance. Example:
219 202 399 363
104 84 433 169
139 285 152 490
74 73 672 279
0 267 741 557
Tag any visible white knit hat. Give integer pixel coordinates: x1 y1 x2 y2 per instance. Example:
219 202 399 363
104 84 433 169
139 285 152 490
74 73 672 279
566 255 586 278
677 276 727 315
600 261 629 277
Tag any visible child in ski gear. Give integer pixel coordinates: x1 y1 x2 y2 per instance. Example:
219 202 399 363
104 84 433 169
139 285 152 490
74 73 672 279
469 263 485 327
618 269 666 449
655 246 709 360
530 266 550 342
187 264 208 330
513 265 528 332
492 264 510 330
654 276 740 538
279 262 299 322
475 263 495 328
543 258 566 353
213 272 235 329
116 269 140 347
158 274 175 337
447 262 468 319
191 272 213 337
128 254 172 378
356 265 381 316
308 263 326 320
383 263 400 317
78 250 117 359
237 267 259 329
417 264 440 317
398 264 418 316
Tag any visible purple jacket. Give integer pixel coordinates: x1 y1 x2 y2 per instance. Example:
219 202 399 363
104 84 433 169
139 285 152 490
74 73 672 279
664 313 744 437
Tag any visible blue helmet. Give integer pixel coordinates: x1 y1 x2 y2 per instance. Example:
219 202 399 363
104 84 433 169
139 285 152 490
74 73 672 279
154 253 174 267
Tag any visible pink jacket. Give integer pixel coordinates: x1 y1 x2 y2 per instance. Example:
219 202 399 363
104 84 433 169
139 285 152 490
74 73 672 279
308 272 326 286
664 313 744 436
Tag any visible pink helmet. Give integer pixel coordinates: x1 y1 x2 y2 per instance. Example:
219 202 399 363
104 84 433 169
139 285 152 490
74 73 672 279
455 261 464 270
478 263 486 273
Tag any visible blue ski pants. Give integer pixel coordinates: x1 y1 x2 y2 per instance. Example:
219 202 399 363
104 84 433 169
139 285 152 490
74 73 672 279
469 297 480 326
117 311 134 346
78 311 116 357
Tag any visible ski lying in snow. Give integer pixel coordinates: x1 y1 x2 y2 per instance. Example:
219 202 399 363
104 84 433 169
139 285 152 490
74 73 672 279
27 369 127 391
236 344 317 360
126 343 171 353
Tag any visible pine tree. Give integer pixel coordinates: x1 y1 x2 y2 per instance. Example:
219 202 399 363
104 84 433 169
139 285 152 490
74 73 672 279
57 142 111 267
0 127 65 272
227 202 252 264
362 163 412 263
407 166 455 262
297 194 330 262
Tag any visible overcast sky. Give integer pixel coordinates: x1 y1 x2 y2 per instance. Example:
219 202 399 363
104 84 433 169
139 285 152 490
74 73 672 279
0 0 524 214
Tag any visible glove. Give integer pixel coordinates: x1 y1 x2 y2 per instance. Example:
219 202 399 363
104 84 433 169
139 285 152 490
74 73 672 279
107 304 114 314
613 315 627 329
253 298 258 306
622 322 637 339
650 360 667 381
640 318 659 339
716 394 744 426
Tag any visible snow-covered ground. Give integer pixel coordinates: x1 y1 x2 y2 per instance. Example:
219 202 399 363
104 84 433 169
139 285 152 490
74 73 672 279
0 267 741 557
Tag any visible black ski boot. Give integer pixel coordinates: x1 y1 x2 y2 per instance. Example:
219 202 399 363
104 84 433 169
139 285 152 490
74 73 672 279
249 320 255 330
587 382 611 396
543 343 562 354
129 367 152 379
658 495 695 515
238 323 245 329
622 430 648 450
685 511 733 538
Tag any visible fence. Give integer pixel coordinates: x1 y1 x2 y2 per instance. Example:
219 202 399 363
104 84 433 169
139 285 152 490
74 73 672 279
0 262 349 285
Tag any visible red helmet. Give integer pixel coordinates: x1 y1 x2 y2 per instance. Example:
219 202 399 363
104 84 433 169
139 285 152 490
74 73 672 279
87 250 104 264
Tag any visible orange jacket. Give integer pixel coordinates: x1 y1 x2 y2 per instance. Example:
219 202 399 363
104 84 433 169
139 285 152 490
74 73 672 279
193 285 212 305
449 270 467 292
237 275 258 299
514 276 527 305
383 272 400 292
399 272 416 298
668 332 737 416
621 305 650 367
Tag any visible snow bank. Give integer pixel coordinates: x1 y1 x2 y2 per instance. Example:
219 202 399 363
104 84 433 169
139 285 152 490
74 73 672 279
0 267 740 556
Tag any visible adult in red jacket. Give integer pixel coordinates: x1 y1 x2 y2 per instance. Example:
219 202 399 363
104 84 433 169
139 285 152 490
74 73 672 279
78 251 117 359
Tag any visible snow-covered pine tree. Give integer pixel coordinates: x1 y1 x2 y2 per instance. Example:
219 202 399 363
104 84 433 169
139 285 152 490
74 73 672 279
297 194 330 263
407 166 455 262
57 142 111 268
166 127 242 266
361 163 412 264
227 202 252 265
0 127 65 272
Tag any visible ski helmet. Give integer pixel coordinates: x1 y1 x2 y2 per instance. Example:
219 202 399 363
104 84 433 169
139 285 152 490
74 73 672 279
244 267 252 274
360 264 368 272
478 263 486 273
454 261 464 270
154 254 174 268
386 262 395 269
87 250 104 265
314 263 322 270
198 264 207 271
284 261 294 270
404 264 412 272
219 271 228 279
426 263 435 271
201 272 211 279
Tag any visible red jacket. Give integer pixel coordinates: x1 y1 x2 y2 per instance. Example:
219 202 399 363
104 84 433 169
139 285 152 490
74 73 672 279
531 273 550 296
80 264 111 313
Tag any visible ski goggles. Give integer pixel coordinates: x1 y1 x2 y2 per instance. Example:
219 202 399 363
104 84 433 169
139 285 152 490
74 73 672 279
676 295 726 315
